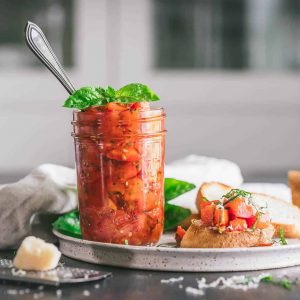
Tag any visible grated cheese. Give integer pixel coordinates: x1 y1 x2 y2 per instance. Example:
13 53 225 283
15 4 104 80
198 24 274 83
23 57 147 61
11 268 27 276
185 273 270 296
7 289 18 295
161 276 184 283
83 290 91 296
56 289 62 297
185 286 205 296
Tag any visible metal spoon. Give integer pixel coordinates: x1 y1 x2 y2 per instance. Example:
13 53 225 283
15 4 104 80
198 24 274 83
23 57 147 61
24 21 76 95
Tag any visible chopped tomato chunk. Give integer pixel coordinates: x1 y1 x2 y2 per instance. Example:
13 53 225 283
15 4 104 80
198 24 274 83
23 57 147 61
176 226 186 240
106 102 128 112
200 199 220 208
224 198 255 218
214 207 229 227
246 212 270 229
228 218 248 231
200 203 216 226
130 102 150 110
106 147 140 162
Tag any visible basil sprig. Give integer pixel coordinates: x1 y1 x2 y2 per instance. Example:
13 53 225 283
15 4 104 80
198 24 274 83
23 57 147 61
52 211 82 239
63 83 159 110
164 178 195 231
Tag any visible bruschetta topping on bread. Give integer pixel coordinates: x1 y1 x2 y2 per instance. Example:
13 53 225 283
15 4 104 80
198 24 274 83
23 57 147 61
198 188 271 234
176 185 275 248
197 181 300 239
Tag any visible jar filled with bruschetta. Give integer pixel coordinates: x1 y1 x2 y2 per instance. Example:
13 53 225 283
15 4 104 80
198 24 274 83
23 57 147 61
72 103 166 245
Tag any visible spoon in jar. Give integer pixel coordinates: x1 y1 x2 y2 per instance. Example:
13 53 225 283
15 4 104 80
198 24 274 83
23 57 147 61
24 21 76 95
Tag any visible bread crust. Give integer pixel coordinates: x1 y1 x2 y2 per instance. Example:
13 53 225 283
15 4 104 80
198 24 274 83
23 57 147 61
272 223 300 239
180 220 275 248
288 170 300 209
196 181 231 212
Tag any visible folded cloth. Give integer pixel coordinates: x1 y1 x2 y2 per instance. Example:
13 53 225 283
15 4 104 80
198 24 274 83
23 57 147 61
0 164 77 249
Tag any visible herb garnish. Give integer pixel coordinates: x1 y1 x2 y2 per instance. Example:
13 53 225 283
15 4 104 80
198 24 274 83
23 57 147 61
252 212 262 231
63 83 159 110
261 275 293 290
222 189 252 205
279 227 288 245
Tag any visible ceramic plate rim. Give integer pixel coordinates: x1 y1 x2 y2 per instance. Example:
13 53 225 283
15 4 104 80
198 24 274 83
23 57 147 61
53 229 300 253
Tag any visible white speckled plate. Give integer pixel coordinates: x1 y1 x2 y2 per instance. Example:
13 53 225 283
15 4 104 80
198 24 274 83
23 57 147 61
53 230 300 272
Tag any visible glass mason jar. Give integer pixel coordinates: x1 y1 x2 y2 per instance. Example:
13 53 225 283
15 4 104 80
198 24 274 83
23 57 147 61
72 103 166 246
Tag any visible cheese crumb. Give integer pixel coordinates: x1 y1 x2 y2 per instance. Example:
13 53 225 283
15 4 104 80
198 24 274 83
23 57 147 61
185 286 204 296
83 290 91 296
161 276 184 283
185 273 270 296
7 289 18 295
13 236 61 271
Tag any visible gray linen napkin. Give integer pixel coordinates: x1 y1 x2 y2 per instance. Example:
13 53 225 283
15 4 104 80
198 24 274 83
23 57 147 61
0 164 77 249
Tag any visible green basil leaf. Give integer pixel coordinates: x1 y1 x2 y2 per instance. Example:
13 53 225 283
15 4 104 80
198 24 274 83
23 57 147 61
164 178 196 202
116 83 159 103
164 203 191 231
279 227 288 245
63 83 159 109
52 210 82 239
106 86 116 98
63 86 108 109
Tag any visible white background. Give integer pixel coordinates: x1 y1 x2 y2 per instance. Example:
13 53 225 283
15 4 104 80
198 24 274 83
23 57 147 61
0 0 299 180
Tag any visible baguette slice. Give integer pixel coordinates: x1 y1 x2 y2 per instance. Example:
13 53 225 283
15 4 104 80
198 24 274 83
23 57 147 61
288 170 300 208
180 220 274 248
196 182 300 238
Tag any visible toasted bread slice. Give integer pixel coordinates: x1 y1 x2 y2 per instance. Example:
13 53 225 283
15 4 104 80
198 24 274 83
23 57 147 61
196 182 300 238
288 170 300 208
196 181 231 211
180 220 275 248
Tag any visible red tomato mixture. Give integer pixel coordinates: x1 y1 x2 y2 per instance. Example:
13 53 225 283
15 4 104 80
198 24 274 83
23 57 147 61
72 103 166 245
199 193 271 233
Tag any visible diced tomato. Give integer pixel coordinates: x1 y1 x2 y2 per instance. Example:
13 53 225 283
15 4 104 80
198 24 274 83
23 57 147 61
257 242 273 247
130 102 150 110
106 147 140 162
228 218 248 231
124 178 144 202
106 102 128 112
214 207 229 227
150 223 163 242
200 203 216 226
224 198 255 218
176 226 186 240
105 160 138 181
246 212 270 229
144 190 157 211
84 107 102 113
200 199 220 208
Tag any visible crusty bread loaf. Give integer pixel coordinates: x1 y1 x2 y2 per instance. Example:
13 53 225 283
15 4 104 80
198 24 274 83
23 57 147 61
180 220 275 248
196 182 300 239
288 170 300 208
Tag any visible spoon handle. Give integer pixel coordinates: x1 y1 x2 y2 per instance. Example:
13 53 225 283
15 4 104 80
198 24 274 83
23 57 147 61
24 21 76 95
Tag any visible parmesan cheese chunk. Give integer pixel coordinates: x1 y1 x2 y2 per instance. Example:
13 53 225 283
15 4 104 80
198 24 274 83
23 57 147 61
13 236 61 271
